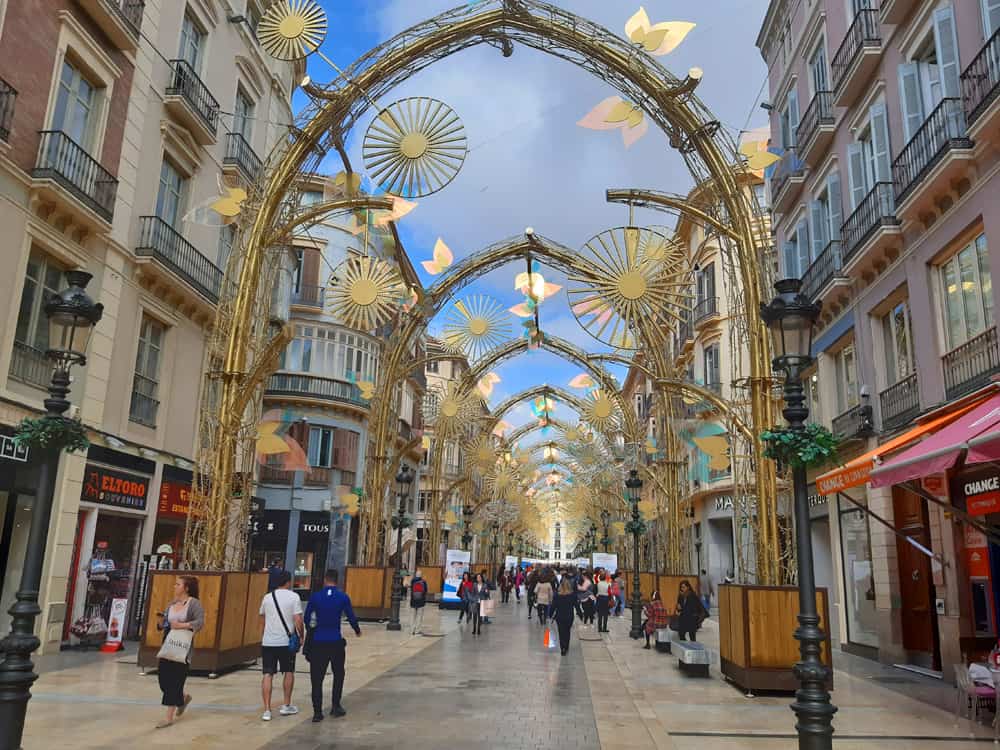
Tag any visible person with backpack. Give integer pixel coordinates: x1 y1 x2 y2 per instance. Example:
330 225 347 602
409 569 428 635
258 570 304 721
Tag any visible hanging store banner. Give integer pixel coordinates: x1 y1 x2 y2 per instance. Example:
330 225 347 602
442 548 470 603
81 464 149 510
158 480 194 519
592 552 618 573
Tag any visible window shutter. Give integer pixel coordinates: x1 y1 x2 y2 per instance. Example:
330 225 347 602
827 172 844 242
705 262 716 299
898 63 925 143
847 143 867 210
984 0 1000 37
788 89 800 147
869 103 892 183
933 7 962 100
783 242 798 278
796 218 811 275
810 200 827 260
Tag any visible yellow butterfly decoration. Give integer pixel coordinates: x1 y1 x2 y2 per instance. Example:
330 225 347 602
625 8 695 56
478 372 501 398
422 238 454 275
444 510 458 525
422 435 431 450
569 373 595 389
638 499 655 517
492 420 512 437
210 186 248 220
508 302 534 318
332 170 361 197
578 96 649 148
339 493 360 516
693 435 731 471
515 272 562 302
374 196 417 227
611 521 626 538
645 436 659 454
739 138 781 173
357 380 376 400
256 420 290 456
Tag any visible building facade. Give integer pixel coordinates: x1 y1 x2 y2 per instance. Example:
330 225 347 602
758 0 1000 677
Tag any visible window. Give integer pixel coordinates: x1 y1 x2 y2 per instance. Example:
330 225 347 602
421 438 434 467
782 214 811 278
779 89 800 149
14 250 64 354
426 359 439 374
703 343 720 387
234 87 254 140
838 496 878 647
984 0 1000 38
898 8 961 142
753 182 767 213
806 371 822 424
835 344 859 414
308 426 334 468
52 59 97 148
418 491 431 514
940 234 993 350
880 300 914 385
130 316 165 426
847 103 891 210
809 43 828 94
809 172 843 258
696 262 716 306
280 326 380 382
219 225 236 268
178 11 205 71
156 159 186 227
292 249 303 294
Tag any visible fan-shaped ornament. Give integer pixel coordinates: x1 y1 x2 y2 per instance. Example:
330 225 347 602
327 255 406 331
466 433 501 473
568 226 691 350
258 0 328 61
441 295 512 361
423 382 478 435
362 97 469 198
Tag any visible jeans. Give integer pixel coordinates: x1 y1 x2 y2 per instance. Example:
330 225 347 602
536 603 548 624
501 589 511 603
702 595 711 612
582 599 595 624
472 609 483 634
309 639 346 713
596 595 610 632
411 606 424 634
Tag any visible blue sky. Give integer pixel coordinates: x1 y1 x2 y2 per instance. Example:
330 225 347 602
304 0 770 432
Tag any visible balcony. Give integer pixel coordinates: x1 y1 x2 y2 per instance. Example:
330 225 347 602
832 403 874 441
693 297 720 327
222 132 262 182
840 182 901 276
77 0 144 51
164 60 220 145
880 0 918 25
291 284 325 309
800 240 847 305
128 373 159 428
879 373 919 433
796 92 836 166
892 98 973 221
831 9 882 108
943 327 1000 401
769 149 807 214
8 341 51 390
962 28 1000 139
0 77 15 142
258 465 332 487
264 372 369 409
31 131 118 229
135 216 223 304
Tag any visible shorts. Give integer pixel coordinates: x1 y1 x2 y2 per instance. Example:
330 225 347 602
261 645 296 674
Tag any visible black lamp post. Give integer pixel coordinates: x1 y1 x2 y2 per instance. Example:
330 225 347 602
461 504 474 550
387 464 413 632
490 521 500 568
625 469 644 639
0 271 102 750
761 278 836 750
600 509 611 552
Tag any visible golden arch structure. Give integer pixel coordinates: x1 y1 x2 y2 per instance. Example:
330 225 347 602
186 0 780 582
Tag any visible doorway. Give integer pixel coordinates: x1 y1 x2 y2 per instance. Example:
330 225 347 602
891 486 941 670
0 492 33 636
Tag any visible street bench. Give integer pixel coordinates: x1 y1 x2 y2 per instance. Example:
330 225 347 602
674 640 710 677
654 628 672 653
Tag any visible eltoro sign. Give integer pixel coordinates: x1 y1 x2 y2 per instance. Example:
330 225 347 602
82 464 149 510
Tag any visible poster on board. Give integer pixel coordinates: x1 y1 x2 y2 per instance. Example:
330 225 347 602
592 552 618 573
504 555 518 572
442 549 471 603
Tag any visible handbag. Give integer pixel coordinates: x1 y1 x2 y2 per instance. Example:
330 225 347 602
480 598 495 617
272 590 301 653
156 627 194 663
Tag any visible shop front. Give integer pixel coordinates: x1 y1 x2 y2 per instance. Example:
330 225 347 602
0 428 36 637
152 465 194 567
249 509 331 599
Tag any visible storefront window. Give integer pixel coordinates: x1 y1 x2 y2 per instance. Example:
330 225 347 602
838 496 878 648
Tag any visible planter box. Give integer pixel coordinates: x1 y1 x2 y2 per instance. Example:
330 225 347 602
139 571 267 674
656 574 700 602
343 566 393 620
718 583 832 693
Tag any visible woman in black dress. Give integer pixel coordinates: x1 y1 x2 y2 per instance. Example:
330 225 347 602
551 578 578 655
674 579 707 642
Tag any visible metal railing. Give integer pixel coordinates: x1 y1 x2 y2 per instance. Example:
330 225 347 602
693 296 719 324
105 0 145 33
962 27 1000 125
166 59 220 135
831 9 881 93
708 467 732 482
9 341 51 389
0 77 16 142
770 148 804 200
224 132 262 180
892 98 971 202
136 216 222 301
841 182 898 265
33 131 118 222
129 373 160 427
304 466 332 487
832 403 874 440
292 285 325 308
879 373 919 433
796 91 835 148
943 327 1000 400
800 240 842 302
264 372 369 406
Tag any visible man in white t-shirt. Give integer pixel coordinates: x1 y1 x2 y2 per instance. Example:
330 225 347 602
259 570 304 721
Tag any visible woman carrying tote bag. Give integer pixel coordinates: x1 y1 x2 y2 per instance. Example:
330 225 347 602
156 575 205 729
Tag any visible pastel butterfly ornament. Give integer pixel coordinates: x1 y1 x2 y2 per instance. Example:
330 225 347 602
624 8 695 56
577 96 649 149
422 238 454 275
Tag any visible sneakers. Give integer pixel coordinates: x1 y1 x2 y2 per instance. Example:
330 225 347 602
279 705 299 716
330 705 347 718
261 710 272 721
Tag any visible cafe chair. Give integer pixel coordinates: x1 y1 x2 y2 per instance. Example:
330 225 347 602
954 664 994 730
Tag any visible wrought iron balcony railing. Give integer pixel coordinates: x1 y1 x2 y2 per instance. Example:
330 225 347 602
33 131 118 222
841 182 898 265
879 373 919 433
943 327 1000 400
292 285 325 308
832 403 874 440
962 27 1000 125
693 296 719 325
0 77 16 142
129 372 159 427
223 131 262 181
265 372 369 406
892 98 972 203
800 240 842 302
9 341 50 389
107 0 145 32
136 216 223 302
166 59 220 135
796 91 835 147
770 148 804 200
831 9 881 93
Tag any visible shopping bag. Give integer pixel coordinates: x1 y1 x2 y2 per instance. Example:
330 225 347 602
156 628 194 663
480 598 495 617
543 627 557 649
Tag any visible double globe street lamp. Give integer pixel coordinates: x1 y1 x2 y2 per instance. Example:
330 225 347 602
387 464 414 632
625 469 644 640
761 278 837 750
0 271 103 749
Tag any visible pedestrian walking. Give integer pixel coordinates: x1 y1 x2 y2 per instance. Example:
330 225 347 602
611 573 624 617
470 572 490 635
698 569 714 613
577 571 595 626
526 569 538 620
259 570 304 720
595 572 612 633
266 558 286 591
534 571 554 626
155 575 204 729
457 572 473 624
552 578 577 656
500 570 514 603
304 569 362 723
409 569 428 635
674 579 708 642
642 590 670 649
514 568 525 603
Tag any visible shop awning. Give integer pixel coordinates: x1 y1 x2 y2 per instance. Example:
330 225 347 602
815 396 989 495
869 393 1000 488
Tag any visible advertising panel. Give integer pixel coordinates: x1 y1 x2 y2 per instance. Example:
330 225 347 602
81 464 149 510
592 552 618 573
504 555 518 571
442 548 471 603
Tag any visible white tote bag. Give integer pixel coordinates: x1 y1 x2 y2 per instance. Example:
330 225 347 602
157 628 194 663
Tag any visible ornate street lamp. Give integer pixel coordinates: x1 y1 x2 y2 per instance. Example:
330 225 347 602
491 521 500 568
387 464 414 631
600 508 611 552
761 278 836 750
0 271 102 748
461 504 474 551
625 469 644 639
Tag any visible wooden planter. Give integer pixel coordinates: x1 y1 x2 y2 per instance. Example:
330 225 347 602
656 574 700 602
718 584 832 693
343 566 395 619
139 571 267 674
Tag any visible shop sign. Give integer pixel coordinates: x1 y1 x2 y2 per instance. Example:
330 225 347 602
922 475 947 497
158 480 194 519
965 525 991 578
81 464 148 510
300 520 330 536
963 472 1000 516
0 435 28 463
249 510 288 539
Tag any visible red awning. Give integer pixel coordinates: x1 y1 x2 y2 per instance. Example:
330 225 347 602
869 393 1000 488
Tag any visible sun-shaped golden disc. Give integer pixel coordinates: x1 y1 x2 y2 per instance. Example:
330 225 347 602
567 226 691 351
441 294 511 361
363 97 469 198
257 0 328 61
327 255 406 331
583 389 620 433
422 382 477 434
465 433 501 473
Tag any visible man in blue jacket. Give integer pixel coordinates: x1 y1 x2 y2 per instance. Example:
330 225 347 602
304 569 361 722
